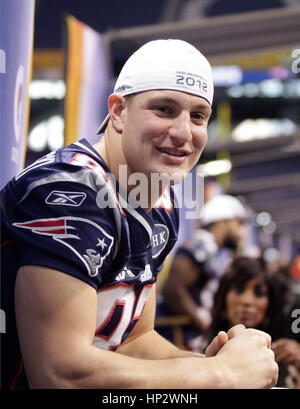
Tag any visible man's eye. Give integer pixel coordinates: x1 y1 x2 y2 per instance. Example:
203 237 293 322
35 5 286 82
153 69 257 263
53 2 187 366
191 112 205 122
154 106 170 114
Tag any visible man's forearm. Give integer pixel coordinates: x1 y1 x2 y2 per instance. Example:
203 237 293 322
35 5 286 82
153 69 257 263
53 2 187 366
37 342 222 389
26 327 278 389
117 329 205 360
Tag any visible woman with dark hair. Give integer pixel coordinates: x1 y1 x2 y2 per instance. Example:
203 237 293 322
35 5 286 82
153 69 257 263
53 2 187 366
204 256 300 388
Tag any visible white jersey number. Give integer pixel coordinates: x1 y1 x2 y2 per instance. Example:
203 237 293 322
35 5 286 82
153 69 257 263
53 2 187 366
93 283 152 350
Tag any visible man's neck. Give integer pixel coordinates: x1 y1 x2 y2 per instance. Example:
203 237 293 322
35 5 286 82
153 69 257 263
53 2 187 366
93 129 164 213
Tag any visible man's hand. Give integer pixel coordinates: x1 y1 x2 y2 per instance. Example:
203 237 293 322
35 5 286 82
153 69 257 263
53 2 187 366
214 328 278 388
205 324 246 357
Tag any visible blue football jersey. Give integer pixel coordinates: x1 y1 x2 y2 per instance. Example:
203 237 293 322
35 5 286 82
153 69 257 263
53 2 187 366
1 138 179 389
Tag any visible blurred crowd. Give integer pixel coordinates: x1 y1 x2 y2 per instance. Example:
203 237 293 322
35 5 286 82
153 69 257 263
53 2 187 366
155 194 300 388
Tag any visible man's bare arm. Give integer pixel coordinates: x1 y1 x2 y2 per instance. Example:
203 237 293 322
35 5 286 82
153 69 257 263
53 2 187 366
15 265 278 389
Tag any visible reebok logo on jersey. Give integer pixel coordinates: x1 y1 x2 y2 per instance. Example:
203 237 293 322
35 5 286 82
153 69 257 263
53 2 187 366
13 217 114 277
46 191 86 206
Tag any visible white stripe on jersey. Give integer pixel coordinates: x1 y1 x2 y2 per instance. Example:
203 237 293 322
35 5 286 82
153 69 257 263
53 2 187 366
74 141 100 159
15 151 56 181
19 168 94 203
119 195 152 240
18 168 122 256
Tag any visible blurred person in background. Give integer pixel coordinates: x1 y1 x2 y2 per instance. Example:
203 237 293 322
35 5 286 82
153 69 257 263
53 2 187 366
155 194 249 350
203 256 300 388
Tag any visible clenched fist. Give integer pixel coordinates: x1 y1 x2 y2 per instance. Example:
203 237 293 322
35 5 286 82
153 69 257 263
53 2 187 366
207 325 278 388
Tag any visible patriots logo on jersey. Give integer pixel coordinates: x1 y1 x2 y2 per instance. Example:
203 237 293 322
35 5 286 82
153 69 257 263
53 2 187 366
13 217 114 277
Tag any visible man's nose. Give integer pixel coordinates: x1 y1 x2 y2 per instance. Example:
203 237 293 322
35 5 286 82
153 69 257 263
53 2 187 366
168 112 192 144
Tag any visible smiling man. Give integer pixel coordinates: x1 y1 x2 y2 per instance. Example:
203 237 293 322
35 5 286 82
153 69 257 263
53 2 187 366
1 39 278 389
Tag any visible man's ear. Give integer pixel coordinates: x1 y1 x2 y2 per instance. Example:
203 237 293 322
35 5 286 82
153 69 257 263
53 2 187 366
108 94 126 133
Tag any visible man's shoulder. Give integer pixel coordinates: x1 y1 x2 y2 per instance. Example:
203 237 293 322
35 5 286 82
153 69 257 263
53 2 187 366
14 139 108 185
4 140 125 216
